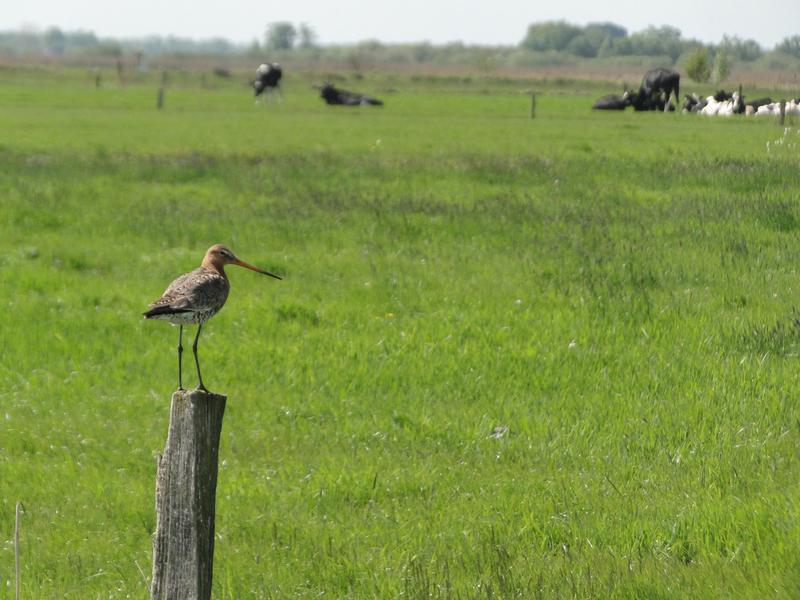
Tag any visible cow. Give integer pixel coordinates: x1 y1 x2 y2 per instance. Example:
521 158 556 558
682 93 706 113
746 97 773 111
713 89 734 102
592 93 631 110
253 63 282 104
317 83 383 106
626 89 675 112
698 92 744 116
638 68 680 113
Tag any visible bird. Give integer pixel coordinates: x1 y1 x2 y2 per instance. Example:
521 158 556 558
144 244 281 392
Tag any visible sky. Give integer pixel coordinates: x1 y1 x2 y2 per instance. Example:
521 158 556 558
6 0 799 49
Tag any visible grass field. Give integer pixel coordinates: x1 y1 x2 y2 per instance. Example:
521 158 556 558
1 68 799 598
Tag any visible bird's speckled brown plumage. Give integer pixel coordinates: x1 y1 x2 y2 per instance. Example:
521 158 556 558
145 266 231 325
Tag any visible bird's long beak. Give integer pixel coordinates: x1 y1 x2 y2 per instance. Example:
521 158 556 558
234 259 282 280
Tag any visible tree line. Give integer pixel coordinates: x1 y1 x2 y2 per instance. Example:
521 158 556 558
1 21 798 72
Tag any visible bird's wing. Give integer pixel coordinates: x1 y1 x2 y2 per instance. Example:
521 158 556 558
148 268 226 312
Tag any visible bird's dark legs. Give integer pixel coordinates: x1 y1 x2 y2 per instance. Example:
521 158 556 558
177 325 184 391
192 324 208 392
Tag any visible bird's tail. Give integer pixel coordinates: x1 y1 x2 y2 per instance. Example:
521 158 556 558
143 305 192 319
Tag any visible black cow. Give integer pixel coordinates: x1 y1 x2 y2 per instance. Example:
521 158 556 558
746 97 773 110
713 89 733 102
626 89 674 112
253 63 282 103
638 68 680 113
592 93 631 110
317 83 383 106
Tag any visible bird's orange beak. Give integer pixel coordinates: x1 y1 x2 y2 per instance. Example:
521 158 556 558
234 259 282 280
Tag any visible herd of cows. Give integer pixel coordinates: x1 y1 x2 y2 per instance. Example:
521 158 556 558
251 62 796 117
252 62 384 107
592 67 800 117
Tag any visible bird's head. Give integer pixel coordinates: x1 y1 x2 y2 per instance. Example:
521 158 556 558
203 244 282 279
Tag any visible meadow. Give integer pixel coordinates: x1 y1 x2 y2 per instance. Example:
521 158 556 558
1 66 799 598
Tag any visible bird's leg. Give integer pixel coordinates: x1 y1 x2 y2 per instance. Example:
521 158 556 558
177 325 184 391
192 324 208 393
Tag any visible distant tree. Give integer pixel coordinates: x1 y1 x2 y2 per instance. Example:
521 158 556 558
521 21 581 52
44 27 66 55
586 22 627 39
566 34 597 58
713 51 730 84
719 35 761 62
607 36 633 56
777 35 800 58
265 22 296 51
67 30 98 49
582 22 627 55
411 41 435 63
247 39 261 56
629 25 683 61
685 47 711 82
298 23 317 49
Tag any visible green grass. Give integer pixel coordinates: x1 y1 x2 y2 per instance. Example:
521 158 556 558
1 70 799 598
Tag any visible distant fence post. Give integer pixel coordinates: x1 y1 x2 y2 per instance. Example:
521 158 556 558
157 71 167 110
530 92 536 119
150 389 227 600
779 101 786 126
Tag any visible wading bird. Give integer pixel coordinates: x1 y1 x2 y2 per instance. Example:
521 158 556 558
144 244 281 391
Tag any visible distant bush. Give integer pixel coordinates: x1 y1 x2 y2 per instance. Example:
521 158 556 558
684 48 711 83
713 51 730 84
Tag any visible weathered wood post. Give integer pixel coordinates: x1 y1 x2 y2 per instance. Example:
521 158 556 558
15 501 22 600
779 100 786 126
530 92 536 119
151 389 227 600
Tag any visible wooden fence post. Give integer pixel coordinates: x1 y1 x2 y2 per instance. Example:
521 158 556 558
157 70 167 110
150 389 227 600
779 101 786 126
530 92 536 119
15 501 22 600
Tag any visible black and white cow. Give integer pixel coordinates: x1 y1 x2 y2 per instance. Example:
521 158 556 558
317 83 383 106
253 63 282 103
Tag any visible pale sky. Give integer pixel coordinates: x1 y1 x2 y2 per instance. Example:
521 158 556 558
6 0 799 48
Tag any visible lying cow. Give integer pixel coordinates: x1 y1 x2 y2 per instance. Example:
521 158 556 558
317 83 383 106
682 93 706 113
592 93 631 110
